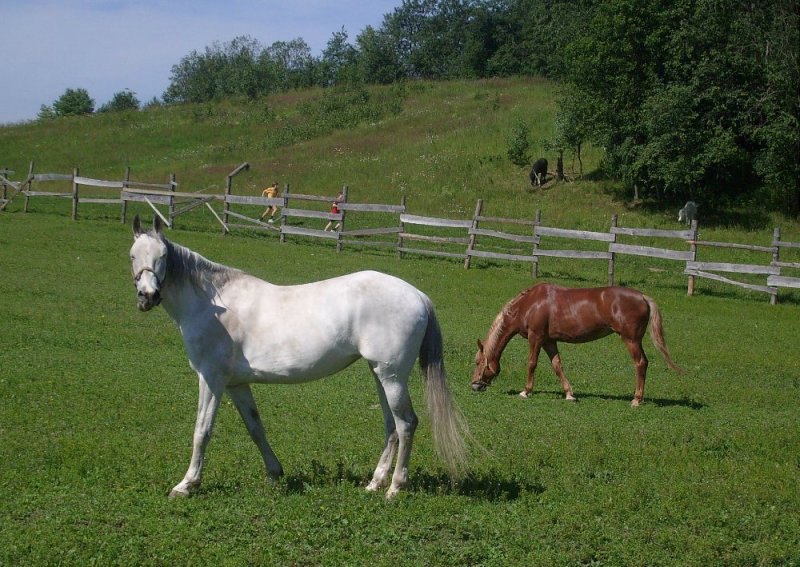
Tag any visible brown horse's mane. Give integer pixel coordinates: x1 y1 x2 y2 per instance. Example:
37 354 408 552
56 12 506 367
483 285 540 355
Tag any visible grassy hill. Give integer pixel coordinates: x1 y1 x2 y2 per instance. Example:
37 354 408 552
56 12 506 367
2 77 798 250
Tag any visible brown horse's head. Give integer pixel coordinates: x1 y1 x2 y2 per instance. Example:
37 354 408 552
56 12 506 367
471 339 500 392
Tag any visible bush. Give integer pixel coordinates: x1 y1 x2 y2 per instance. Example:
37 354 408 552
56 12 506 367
98 90 140 113
51 88 95 117
506 120 531 167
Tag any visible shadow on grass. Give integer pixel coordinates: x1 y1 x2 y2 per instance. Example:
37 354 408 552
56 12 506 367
238 459 547 501
502 388 706 409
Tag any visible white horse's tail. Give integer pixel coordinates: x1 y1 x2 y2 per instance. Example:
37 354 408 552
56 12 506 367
419 299 469 479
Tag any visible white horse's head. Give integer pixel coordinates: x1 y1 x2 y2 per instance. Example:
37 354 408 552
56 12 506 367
130 215 168 311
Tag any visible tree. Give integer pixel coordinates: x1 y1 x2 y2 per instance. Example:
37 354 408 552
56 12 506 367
98 89 140 113
560 0 799 212
51 88 95 116
319 28 358 86
355 26 403 84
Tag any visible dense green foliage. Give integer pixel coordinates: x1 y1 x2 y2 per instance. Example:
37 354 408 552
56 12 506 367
561 0 799 213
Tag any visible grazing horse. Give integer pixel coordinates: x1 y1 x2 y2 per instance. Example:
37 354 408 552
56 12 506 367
471 283 684 406
678 201 698 225
530 158 548 187
129 215 467 498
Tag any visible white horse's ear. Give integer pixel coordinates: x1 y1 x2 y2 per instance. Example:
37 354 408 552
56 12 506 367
133 215 143 237
153 215 163 234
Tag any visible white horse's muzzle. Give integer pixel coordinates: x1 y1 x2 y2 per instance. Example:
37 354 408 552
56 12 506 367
134 268 163 311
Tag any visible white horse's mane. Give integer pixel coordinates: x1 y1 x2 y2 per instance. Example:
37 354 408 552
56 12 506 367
160 234 244 293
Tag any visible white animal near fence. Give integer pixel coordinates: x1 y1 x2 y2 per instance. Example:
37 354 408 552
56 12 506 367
678 201 698 224
129 215 468 499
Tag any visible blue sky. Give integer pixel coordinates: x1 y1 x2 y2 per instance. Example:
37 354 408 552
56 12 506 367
0 0 400 124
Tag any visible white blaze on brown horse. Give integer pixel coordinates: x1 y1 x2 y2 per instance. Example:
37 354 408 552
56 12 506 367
471 283 684 406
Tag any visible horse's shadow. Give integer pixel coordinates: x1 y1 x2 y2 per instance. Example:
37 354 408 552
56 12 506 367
273 461 541 501
503 388 706 409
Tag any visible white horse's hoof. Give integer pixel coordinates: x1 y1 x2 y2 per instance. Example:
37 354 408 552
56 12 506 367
365 481 382 493
385 486 401 499
169 487 190 499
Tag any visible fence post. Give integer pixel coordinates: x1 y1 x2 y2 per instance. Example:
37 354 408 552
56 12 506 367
223 163 249 233
608 214 618 285
532 209 542 278
336 185 348 252
687 219 699 296
279 183 290 244
23 161 34 213
71 167 79 220
772 227 781 265
121 166 131 224
169 173 177 229
397 195 406 259
464 198 483 269
770 227 781 305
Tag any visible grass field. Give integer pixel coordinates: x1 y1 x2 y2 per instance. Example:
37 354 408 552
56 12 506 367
2 77 799 565
1 210 798 566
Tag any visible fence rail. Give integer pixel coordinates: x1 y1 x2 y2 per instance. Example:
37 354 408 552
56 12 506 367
3 161 799 304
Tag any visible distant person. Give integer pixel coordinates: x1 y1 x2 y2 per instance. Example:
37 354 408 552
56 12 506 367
260 182 279 223
324 191 345 231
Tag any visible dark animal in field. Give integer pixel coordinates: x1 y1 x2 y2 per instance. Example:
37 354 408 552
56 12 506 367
530 158 548 187
471 283 684 406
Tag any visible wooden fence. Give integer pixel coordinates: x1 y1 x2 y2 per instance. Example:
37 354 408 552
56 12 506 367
3 161 799 304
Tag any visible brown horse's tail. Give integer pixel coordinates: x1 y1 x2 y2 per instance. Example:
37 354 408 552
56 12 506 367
643 296 685 374
419 298 470 479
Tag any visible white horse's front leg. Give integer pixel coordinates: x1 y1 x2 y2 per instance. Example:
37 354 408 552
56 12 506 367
170 375 222 498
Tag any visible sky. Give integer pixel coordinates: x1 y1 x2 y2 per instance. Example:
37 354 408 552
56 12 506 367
0 0 401 125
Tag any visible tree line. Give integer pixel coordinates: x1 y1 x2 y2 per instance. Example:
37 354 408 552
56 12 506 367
37 0 798 215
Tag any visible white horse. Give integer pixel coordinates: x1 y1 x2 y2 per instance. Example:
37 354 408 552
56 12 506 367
129 216 467 498
678 201 698 225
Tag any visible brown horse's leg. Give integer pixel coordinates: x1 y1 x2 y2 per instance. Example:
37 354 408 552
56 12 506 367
543 342 576 401
521 338 543 398
623 338 649 407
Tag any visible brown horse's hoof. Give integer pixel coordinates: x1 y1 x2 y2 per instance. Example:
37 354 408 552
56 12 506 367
630 399 641 407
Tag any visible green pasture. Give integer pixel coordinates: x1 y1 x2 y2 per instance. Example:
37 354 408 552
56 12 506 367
1 210 798 566
2 76 799 565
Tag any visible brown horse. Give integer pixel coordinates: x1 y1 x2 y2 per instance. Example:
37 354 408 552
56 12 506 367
471 283 684 406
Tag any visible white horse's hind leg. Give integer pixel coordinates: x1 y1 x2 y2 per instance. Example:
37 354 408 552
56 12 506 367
382 380 418 499
170 375 222 498
226 384 284 481
366 360 418 498
366 372 398 492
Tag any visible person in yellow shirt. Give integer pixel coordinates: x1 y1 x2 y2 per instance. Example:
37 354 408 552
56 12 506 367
260 182 279 223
